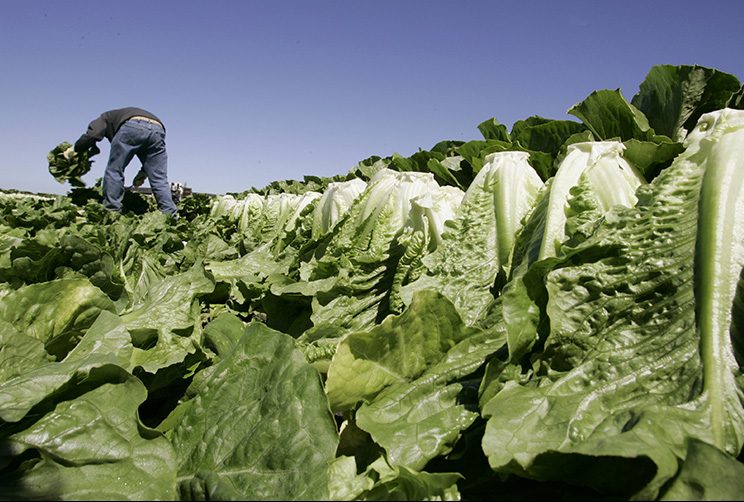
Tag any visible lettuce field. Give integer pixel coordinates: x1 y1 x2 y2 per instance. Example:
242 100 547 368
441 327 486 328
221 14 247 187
2 64 744 500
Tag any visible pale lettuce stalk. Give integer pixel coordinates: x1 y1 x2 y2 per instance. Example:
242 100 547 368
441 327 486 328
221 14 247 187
208 194 238 219
539 140 645 259
316 168 444 267
206 191 323 301
385 185 464 316
354 168 442 234
269 191 322 234
209 193 264 235
688 108 744 448
480 151 545 269
276 169 451 335
235 193 265 233
408 185 464 250
400 151 543 325
311 178 367 240
209 191 321 237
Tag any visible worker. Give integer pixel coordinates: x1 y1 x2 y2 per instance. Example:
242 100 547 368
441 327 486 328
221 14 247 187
67 107 179 217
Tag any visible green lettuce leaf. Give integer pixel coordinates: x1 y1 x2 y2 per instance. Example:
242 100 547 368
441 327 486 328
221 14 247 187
0 311 132 423
170 321 339 500
630 64 742 142
658 439 744 500
0 373 177 501
121 262 215 373
0 277 116 359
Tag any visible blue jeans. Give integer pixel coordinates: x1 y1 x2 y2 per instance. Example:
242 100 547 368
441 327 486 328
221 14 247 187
103 119 178 215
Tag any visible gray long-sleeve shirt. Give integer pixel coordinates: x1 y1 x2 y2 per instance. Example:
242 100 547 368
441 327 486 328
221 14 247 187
74 107 165 153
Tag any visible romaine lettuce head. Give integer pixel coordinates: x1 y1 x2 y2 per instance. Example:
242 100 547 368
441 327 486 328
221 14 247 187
408 185 464 250
481 108 744 500
311 178 367 240
47 141 95 187
400 151 543 326
540 140 645 259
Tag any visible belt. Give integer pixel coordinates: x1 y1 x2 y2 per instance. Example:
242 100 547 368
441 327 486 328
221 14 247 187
129 116 163 128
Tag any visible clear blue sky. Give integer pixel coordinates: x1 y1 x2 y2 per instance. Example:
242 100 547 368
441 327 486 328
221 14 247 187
2 0 743 195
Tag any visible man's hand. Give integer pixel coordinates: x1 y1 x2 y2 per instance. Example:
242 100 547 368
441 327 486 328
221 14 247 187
133 169 147 188
63 146 76 160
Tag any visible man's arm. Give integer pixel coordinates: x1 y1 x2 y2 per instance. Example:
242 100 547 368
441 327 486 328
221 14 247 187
74 115 106 153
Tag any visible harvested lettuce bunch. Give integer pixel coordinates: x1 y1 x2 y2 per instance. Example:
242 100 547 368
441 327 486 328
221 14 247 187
47 141 95 187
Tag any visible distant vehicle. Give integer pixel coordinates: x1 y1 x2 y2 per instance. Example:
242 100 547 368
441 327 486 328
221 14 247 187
130 182 192 202
170 182 192 202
